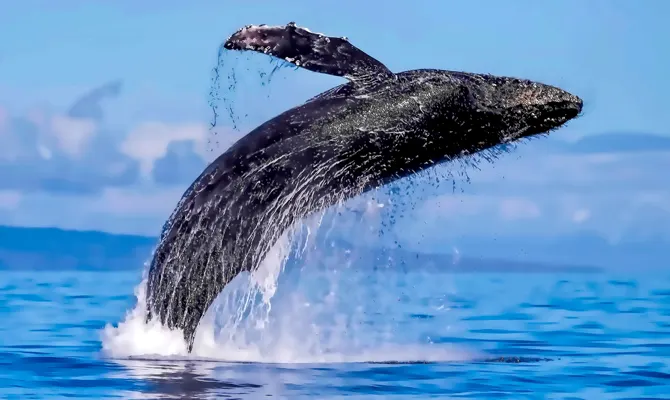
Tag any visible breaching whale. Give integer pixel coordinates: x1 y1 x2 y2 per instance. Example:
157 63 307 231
145 22 583 352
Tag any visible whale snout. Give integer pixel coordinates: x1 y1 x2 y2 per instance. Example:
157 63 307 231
513 82 582 111
541 85 583 123
563 93 584 123
535 84 583 115
564 92 583 116
560 91 583 112
500 80 583 136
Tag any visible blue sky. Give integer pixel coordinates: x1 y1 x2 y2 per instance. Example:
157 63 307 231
0 1 669 253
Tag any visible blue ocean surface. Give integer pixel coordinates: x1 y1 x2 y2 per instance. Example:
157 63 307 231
2 266 669 399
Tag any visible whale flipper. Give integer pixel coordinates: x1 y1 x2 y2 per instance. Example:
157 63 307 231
223 22 394 85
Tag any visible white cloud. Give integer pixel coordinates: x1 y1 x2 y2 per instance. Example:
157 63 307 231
458 147 670 193
49 115 97 157
398 141 670 242
572 208 591 223
88 186 184 217
119 120 246 181
0 96 239 193
0 186 183 236
403 187 670 245
499 197 541 220
1 80 668 244
0 106 99 162
120 122 209 179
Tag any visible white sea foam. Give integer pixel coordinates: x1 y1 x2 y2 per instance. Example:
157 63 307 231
101 205 477 364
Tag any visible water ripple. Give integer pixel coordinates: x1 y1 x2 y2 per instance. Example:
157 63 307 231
1 270 669 399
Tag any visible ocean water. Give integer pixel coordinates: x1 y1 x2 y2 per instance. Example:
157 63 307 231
2 265 670 399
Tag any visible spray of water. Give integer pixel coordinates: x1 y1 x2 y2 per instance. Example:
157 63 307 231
207 45 300 154
101 202 476 363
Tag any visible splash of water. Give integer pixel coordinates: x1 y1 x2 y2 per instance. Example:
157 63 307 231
101 203 476 364
207 46 298 154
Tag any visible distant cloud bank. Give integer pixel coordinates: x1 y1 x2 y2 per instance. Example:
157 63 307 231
0 82 668 247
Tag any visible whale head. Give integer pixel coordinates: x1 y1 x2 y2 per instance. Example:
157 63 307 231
383 69 583 168
452 72 583 141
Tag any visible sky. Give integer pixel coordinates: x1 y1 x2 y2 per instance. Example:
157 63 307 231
0 1 669 255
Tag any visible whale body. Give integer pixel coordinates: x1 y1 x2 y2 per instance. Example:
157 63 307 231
145 22 583 352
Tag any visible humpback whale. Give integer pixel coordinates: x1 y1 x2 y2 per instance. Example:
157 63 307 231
146 22 583 352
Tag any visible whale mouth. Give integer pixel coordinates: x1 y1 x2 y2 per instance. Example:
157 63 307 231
532 97 583 134
521 83 583 132
564 94 584 114
541 88 583 120
504 92 583 142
